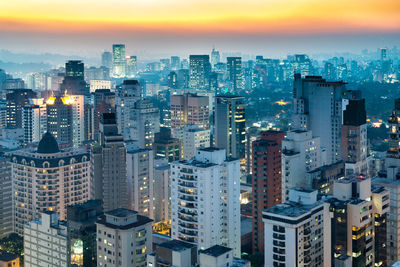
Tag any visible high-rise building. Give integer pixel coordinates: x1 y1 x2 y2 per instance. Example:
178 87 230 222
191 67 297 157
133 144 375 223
147 240 197 267
263 189 331 267
93 89 115 141
126 56 137 78
24 212 68 267
227 57 243 91
6 89 37 128
0 154 12 239
60 60 89 95
66 60 84 78
182 124 211 160
67 200 103 267
292 74 349 165
381 47 388 61
281 130 322 201
214 95 246 159
211 48 220 69
329 175 389 267
154 127 181 162
91 113 128 212
341 98 368 175
96 209 153 267
126 148 154 219
116 80 141 137
189 55 211 90
11 132 90 234
112 44 126 78
101 51 112 69
128 98 160 149
171 56 181 71
153 157 170 223
170 93 209 132
199 245 250 267
251 131 285 254
171 148 241 256
22 99 47 144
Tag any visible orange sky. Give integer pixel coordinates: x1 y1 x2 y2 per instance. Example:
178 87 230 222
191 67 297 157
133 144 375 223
1 0 400 35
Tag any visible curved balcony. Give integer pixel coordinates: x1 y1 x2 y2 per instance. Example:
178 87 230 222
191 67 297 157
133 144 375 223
178 214 198 223
178 182 196 189
179 194 197 202
179 228 198 238
179 175 196 182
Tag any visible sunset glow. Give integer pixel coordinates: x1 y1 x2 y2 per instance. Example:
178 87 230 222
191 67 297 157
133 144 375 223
1 0 399 35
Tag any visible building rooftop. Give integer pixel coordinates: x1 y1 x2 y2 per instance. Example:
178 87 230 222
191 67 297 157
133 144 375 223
264 200 322 219
200 245 232 257
97 209 153 230
336 174 368 184
158 240 196 252
0 250 18 262
105 208 137 218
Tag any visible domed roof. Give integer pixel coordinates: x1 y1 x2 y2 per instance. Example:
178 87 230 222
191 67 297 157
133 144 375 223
37 132 60 154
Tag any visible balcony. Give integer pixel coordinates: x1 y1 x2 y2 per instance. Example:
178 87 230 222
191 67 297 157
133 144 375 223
179 175 196 182
178 214 198 223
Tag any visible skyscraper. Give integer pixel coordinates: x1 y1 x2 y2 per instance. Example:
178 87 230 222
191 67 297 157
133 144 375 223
46 94 85 148
126 55 137 78
251 131 284 254
0 154 12 239
330 175 389 267
11 132 90 234
112 44 126 78
211 48 220 68
171 56 181 70
281 130 322 201
22 99 47 144
170 93 210 132
189 55 211 90
116 80 141 137
171 148 241 257
6 89 37 128
341 98 368 175
93 89 115 141
60 60 89 95
128 98 160 148
91 113 128 212
227 57 243 91
101 51 112 69
292 74 350 165
126 148 154 219
66 60 84 78
214 95 246 159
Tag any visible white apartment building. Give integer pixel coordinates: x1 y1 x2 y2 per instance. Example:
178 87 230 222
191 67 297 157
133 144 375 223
281 130 322 201
182 125 210 160
22 98 47 144
24 211 68 267
170 148 241 257
11 132 90 234
153 157 170 223
263 189 331 267
126 148 154 219
96 209 153 267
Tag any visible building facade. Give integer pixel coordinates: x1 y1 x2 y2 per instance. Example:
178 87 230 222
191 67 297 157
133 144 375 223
171 148 241 257
11 132 90 234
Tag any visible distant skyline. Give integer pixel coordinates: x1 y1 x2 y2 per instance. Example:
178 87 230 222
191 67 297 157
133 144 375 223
0 0 399 58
